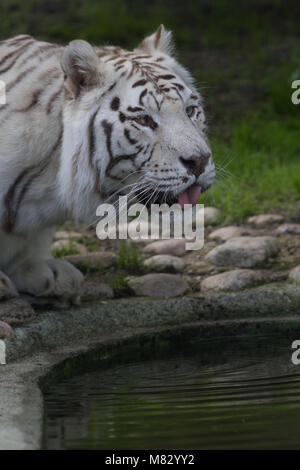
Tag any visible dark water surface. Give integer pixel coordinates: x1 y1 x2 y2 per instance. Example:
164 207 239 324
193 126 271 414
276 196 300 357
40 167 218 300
43 336 300 449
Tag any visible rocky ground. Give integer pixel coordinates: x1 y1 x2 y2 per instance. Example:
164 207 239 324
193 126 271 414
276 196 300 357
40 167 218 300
0 207 300 340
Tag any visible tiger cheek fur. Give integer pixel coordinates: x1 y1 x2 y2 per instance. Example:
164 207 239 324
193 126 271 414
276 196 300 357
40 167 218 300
0 25 215 302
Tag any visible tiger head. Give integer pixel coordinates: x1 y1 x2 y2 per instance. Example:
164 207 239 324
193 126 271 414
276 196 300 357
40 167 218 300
59 25 215 222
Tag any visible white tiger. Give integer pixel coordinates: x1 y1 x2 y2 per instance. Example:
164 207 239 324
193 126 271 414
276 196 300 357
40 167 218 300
0 25 215 303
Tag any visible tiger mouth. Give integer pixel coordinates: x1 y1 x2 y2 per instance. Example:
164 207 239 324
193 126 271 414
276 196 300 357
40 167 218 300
136 189 177 207
135 184 205 208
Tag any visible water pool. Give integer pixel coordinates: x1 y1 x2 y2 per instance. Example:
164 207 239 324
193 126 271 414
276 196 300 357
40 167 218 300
43 336 300 449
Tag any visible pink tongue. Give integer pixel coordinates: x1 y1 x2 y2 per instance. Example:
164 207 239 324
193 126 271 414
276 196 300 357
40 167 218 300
178 185 202 209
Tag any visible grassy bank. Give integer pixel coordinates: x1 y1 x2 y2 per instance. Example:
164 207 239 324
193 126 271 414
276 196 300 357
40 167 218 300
203 108 300 222
1 0 299 222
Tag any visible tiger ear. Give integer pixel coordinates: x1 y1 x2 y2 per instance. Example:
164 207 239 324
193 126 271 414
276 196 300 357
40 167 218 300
136 24 175 56
61 40 101 97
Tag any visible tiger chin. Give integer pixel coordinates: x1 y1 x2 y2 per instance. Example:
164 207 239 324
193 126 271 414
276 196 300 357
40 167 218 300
0 25 215 303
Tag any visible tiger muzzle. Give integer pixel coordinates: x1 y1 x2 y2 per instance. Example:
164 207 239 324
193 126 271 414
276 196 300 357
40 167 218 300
179 152 212 178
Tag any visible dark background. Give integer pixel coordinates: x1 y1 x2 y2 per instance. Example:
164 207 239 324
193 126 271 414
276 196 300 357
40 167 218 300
1 0 300 221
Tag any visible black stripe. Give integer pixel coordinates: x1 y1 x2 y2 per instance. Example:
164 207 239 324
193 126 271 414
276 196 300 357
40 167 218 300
124 128 137 145
171 86 184 101
132 55 151 60
6 65 36 92
157 74 176 80
173 82 185 91
149 91 161 111
0 40 34 67
0 40 35 74
3 129 63 233
46 85 63 114
15 88 43 112
7 35 32 46
127 106 143 112
88 108 100 168
15 71 62 112
132 79 147 88
102 119 138 178
139 89 147 106
17 44 59 68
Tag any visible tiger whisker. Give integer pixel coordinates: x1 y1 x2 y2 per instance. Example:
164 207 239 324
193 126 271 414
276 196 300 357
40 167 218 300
85 178 147 230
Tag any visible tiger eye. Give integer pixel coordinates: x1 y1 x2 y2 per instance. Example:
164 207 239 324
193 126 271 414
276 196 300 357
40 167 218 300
135 115 157 130
136 115 151 125
186 106 196 118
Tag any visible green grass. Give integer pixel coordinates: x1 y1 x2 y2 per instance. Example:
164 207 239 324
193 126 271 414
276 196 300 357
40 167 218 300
109 273 133 298
197 40 300 223
76 235 101 252
201 107 300 223
52 239 81 258
117 241 144 273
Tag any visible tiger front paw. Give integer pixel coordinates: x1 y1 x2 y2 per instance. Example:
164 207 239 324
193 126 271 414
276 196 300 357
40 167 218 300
9 258 84 303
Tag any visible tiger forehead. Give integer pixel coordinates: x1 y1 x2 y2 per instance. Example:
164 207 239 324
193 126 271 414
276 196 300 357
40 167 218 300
96 45 164 63
96 46 191 95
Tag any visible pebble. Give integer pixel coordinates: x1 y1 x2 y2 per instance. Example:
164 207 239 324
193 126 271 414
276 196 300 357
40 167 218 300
82 278 114 301
204 207 220 225
206 236 280 268
128 273 188 298
0 321 14 340
0 298 37 325
65 252 117 271
144 255 186 272
275 224 300 235
208 226 247 242
0 272 18 300
201 269 282 292
54 231 83 241
247 214 284 226
144 239 187 257
289 266 300 284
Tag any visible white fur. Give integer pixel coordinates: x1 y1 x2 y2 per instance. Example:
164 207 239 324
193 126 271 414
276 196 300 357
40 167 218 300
0 27 215 302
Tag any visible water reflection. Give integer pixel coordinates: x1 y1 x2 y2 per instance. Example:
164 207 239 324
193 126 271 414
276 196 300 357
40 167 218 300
43 337 300 449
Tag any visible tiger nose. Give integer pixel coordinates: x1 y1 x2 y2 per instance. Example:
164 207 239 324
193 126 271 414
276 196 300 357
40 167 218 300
180 152 211 178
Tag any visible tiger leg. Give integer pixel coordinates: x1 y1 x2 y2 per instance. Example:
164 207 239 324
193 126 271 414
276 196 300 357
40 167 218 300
6 227 84 303
0 270 18 338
